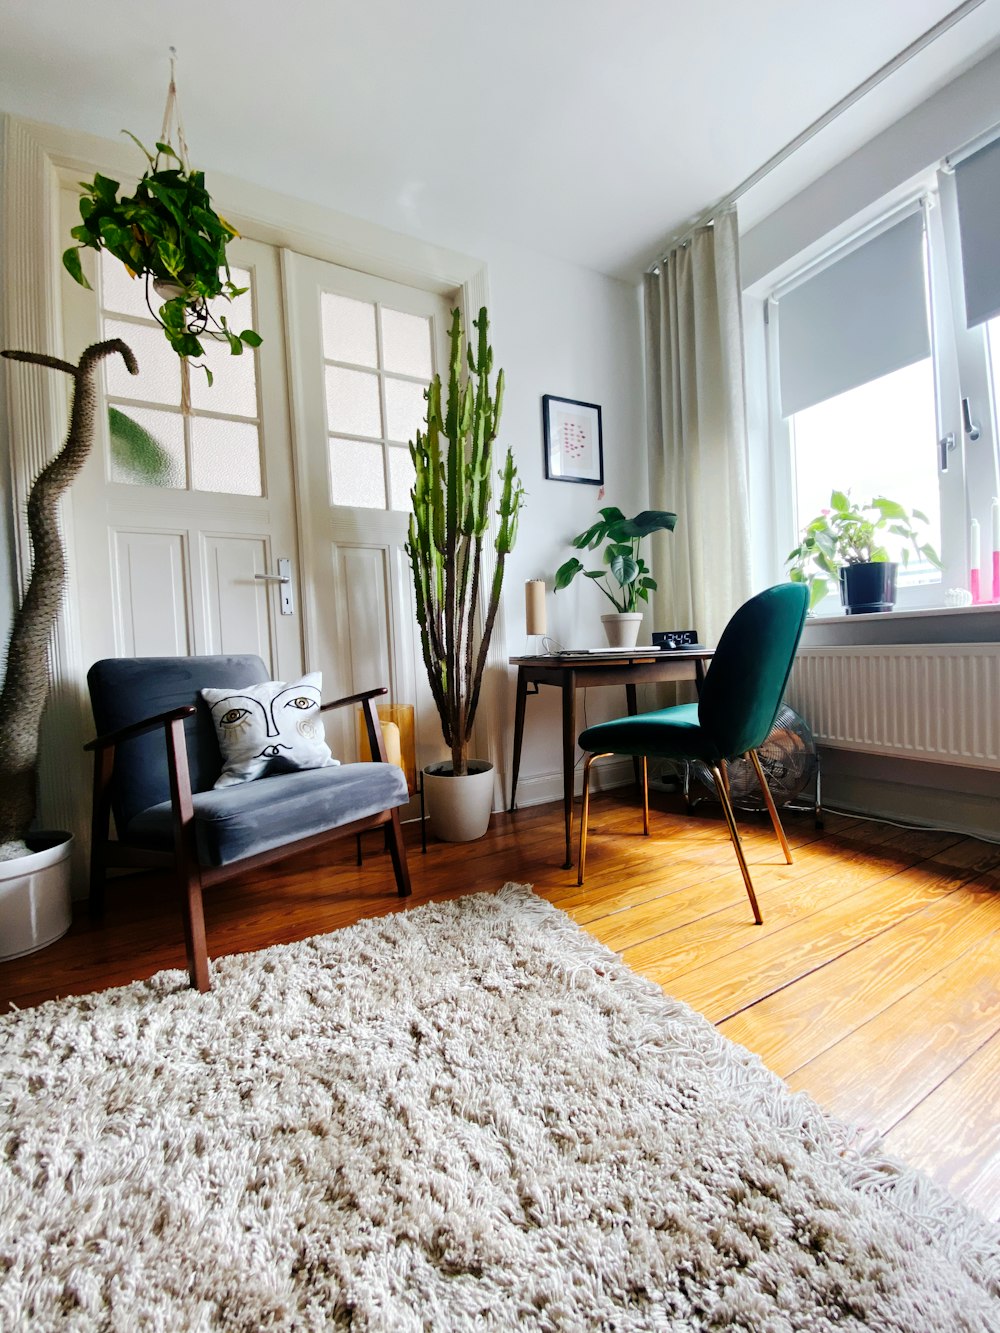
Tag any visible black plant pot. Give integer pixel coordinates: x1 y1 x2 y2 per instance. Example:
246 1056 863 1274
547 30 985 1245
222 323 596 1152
839 561 898 614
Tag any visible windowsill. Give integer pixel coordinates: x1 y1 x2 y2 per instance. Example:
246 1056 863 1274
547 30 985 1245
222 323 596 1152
801 600 1000 646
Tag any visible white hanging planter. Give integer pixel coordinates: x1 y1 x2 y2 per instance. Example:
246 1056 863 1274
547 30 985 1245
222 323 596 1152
601 612 643 648
0 831 73 961
423 760 495 842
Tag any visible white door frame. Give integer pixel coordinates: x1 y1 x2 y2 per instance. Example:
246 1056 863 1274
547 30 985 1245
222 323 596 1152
1 115 509 885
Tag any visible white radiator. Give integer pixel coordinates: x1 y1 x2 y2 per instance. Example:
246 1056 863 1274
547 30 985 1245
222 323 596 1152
786 644 1000 771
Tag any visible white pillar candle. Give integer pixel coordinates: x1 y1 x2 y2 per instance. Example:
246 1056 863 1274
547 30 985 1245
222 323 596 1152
380 720 402 770
970 518 981 573
992 498 1000 552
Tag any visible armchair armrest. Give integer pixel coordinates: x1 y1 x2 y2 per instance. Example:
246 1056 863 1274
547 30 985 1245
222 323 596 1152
320 686 390 762
84 704 197 752
319 686 388 713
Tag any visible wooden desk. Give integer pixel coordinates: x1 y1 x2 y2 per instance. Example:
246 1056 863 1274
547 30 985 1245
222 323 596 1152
509 650 712 869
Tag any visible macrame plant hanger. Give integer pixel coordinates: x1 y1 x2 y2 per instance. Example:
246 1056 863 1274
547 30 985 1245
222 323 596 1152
156 47 195 413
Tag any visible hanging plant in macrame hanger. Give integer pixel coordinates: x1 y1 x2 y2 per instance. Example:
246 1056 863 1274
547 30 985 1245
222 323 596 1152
62 48 261 393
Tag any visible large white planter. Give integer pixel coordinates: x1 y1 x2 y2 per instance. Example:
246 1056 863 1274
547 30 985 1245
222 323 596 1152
423 760 495 842
601 612 643 648
0 831 73 961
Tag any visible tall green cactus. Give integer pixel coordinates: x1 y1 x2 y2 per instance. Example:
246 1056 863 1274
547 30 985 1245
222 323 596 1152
406 307 524 776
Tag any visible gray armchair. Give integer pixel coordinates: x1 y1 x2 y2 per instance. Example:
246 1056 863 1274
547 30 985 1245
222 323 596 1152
86 655 412 991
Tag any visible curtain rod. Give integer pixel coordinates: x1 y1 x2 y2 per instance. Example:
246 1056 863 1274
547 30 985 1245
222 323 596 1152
645 0 988 273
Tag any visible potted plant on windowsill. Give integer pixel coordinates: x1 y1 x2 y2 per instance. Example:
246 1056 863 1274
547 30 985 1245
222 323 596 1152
554 506 678 646
786 490 941 614
405 306 524 842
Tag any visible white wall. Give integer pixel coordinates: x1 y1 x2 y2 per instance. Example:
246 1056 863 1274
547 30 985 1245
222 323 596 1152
487 240 647 805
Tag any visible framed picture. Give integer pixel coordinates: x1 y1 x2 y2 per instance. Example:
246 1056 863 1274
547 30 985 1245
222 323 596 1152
542 395 604 485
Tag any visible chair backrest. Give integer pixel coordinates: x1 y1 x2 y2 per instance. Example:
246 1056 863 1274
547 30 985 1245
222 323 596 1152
697 584 809 761
88 655 270 831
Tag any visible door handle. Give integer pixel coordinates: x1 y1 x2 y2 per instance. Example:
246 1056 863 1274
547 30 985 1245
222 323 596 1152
962 397 981 442
254 557 294 615
938 432 955 473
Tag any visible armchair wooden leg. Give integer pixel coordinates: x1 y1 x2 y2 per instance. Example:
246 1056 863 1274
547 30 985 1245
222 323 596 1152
178 867 211 992
710 764 763 926
386 809 412 898
748 748 793 865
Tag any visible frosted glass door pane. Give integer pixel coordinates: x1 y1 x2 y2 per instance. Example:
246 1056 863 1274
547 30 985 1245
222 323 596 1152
381 308 432 378
188 335 258 416
101 259 153 319
325 366 382 437
104 319 181 405
322 293 378 367
191 418 263 495
387 445 415 513
330 437 386 508
109 406 186 488
384 377 427 443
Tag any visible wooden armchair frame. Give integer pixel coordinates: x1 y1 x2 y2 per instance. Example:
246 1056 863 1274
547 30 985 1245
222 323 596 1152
85 686 411 992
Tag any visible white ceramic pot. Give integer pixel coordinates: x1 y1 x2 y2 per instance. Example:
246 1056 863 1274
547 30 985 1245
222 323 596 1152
423 760 495 842
601 612 643 647
0 831 73 961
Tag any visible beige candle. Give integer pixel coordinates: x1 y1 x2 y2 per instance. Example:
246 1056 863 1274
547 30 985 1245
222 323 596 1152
525 579 547 635
380 720 402 770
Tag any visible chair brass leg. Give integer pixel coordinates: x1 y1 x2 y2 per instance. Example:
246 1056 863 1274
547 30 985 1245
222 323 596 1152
710 764 763 926
748 748 793 865
642 756 649 836
577 752 613 886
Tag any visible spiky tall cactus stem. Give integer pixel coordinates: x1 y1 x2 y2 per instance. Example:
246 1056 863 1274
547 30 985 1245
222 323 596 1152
0 340 138 860
406 308 523 776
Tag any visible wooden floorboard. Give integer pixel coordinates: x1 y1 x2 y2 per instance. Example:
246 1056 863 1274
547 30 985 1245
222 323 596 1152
1 789 997 1221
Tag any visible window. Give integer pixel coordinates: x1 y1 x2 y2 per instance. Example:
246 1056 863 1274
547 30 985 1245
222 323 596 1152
321 292 433 512
765 145 1000 611
100 258 264 496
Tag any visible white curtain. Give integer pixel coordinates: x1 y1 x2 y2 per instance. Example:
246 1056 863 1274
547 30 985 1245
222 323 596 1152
644 209 751 652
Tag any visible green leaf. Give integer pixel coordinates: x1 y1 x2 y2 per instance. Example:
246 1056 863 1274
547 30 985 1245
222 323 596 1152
609 553 639 587
830 489 850 512
554 557 583 591
155 141 181 161
61 247 91 289
615 509 678 538
239 329 262 347
108 407 171 483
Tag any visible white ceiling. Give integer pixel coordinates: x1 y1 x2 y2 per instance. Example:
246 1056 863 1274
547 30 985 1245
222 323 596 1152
2 0 1000 281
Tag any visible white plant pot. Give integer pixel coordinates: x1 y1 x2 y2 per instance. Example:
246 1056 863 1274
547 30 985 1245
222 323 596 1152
601 613 643 648
0 831 73 961
423 760 495 842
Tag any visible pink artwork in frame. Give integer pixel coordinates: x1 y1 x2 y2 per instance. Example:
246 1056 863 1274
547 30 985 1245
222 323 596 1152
543 395 604 485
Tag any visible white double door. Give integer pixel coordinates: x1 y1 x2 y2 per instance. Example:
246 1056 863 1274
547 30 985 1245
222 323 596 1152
62 215 456 784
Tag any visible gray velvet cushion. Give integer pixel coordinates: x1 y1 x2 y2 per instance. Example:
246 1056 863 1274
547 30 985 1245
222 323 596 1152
88 655 270 832
124 763 409 868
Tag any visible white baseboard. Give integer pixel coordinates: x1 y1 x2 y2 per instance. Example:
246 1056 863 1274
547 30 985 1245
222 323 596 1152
510 757 636 810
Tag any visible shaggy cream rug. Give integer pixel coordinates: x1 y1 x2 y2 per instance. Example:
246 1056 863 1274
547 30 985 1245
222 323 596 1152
1 885 997 1331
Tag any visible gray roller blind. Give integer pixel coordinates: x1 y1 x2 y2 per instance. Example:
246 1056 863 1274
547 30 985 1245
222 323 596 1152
954 136 1000 328
777 211 930 418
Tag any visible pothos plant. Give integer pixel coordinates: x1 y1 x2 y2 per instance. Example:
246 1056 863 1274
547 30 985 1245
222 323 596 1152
786 489 942 610
554 506 678 612
62 134 261 384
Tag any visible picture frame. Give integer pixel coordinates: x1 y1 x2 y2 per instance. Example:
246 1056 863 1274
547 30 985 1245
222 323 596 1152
542 395 604 485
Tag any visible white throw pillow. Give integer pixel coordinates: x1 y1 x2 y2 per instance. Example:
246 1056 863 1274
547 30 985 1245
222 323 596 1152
200 672 339 788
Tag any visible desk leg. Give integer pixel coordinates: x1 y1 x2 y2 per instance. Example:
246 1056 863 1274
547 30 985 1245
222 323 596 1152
625 682 641 786
509 668 528 812
562 671 577 869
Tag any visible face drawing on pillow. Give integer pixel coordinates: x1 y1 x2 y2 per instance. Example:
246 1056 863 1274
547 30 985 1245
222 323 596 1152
201 672 338 786
212 683 321 760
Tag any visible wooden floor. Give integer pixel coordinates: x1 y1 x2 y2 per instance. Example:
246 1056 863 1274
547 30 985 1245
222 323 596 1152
2 790 999 1221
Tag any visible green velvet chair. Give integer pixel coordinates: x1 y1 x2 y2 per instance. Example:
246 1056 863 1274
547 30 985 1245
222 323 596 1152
576 583 809 922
